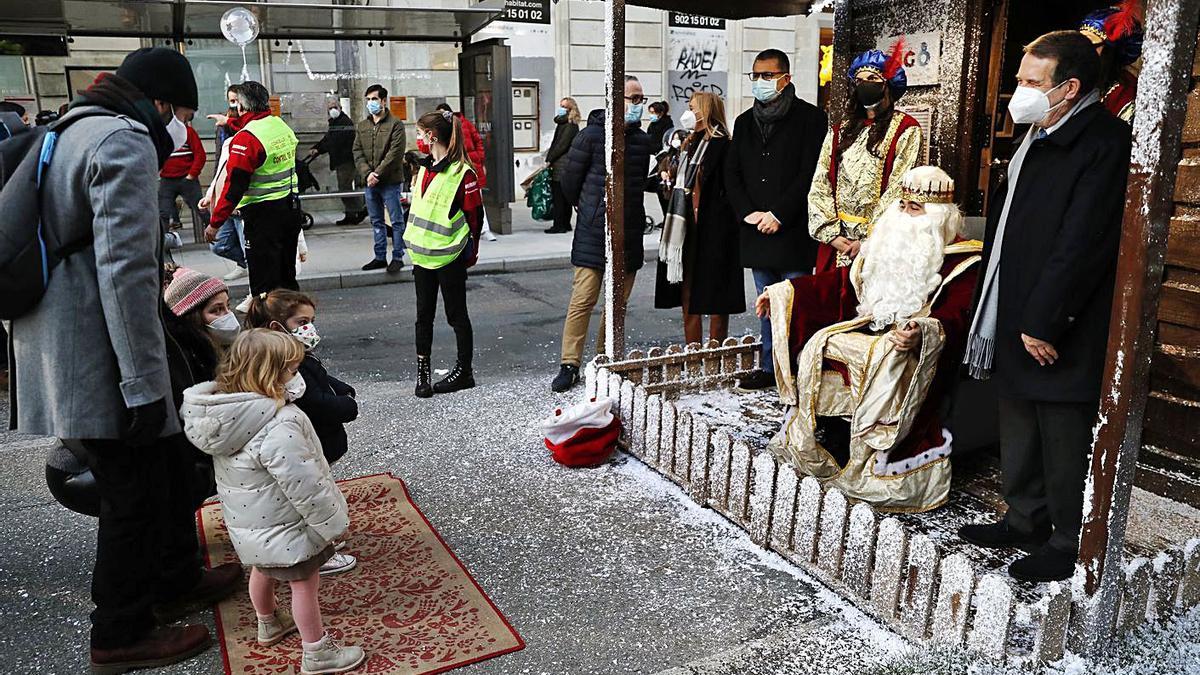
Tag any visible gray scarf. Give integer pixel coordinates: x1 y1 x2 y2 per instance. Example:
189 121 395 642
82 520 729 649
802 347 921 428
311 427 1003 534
659 137 710 283
752 83 796 141
963 90 1100 378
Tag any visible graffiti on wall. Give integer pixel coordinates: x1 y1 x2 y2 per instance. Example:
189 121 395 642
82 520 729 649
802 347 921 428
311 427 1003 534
666 20 727 110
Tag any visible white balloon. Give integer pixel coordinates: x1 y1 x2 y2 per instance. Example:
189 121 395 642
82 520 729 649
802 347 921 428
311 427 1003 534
220 7 260 48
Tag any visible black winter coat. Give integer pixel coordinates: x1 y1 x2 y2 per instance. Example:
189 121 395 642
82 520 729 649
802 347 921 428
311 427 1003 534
977 102 1131 402
295 353 358 464
546 116 579 180
560 109 653 272
725 95 827 271
312 111 357 169
646 114 675 154
654 136 745 315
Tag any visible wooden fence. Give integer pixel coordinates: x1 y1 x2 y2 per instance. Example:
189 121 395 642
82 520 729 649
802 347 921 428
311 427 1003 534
585 340 1200 660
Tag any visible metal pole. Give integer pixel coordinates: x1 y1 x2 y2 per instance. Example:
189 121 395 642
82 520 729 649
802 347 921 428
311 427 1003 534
1076 0 1200 652
603 0 628 360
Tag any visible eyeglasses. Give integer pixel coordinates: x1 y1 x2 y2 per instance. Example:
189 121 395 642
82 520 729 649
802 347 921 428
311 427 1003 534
747 71 788 82
624 94 646 105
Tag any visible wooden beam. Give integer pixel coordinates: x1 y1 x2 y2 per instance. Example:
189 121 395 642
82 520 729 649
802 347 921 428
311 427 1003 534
1076 0 1200 652
603 0 628 360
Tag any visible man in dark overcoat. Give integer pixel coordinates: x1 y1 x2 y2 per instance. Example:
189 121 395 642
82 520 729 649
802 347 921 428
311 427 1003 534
958 30 1132 583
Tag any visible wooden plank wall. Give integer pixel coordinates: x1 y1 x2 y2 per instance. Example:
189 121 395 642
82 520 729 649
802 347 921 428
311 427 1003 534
1141 27 1200 507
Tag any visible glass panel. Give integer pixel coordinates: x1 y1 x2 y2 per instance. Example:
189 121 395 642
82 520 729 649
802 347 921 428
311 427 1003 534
184 39 263 139
0 56 28 96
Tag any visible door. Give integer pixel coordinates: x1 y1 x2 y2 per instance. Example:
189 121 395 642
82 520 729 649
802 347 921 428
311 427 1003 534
459 38 514 232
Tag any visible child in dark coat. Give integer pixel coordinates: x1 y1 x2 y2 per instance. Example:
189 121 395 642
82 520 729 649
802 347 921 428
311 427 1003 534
244 290 358 464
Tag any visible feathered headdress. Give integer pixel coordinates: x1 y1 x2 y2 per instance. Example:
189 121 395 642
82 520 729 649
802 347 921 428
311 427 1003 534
1080 1 1144 66
847 38 909 101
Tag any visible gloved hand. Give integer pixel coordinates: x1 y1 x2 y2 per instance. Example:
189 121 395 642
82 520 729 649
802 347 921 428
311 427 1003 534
124 398 168 447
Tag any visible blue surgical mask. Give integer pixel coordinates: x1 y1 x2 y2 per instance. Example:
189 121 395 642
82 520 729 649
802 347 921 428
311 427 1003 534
625 103 644 124
752 77 782 104
649 114 659 123
366 99 383 115
556 106 567 118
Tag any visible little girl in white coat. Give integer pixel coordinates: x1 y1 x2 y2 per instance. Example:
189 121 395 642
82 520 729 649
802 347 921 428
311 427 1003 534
180 329 366 674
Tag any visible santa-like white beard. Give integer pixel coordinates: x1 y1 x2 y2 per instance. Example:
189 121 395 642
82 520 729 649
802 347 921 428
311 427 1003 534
857 202 948 331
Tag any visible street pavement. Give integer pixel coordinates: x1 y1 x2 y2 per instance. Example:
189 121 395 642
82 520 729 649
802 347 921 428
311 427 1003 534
0 267 910 674
174 198 665 295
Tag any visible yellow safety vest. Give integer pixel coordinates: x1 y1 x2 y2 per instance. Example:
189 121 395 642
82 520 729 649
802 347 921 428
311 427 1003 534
404 162 470 269
238 116 298 209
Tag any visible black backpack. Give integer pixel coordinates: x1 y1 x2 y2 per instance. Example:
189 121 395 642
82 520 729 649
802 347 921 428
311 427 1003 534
0 111 102 320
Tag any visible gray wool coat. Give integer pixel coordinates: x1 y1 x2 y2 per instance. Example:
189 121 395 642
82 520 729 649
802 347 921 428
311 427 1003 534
8 105 179 440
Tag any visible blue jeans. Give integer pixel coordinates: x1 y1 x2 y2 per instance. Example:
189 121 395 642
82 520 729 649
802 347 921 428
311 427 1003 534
752 268 808 372
210 216 246 268
364 183 406 262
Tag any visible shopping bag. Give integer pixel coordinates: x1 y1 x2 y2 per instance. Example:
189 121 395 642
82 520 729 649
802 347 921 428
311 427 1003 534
525 167 554 222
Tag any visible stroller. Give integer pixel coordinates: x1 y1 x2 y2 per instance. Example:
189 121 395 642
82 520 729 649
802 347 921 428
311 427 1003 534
294 155 319 230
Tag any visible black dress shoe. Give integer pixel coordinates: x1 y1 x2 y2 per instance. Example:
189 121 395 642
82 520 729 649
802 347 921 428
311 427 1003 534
1009 544 1076 582
386 259 405 274
958 520 1051 551
735 369 775 392
361 259 387 271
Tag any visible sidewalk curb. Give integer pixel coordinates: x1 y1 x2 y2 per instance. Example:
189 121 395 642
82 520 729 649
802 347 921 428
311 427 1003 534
224 248 659 296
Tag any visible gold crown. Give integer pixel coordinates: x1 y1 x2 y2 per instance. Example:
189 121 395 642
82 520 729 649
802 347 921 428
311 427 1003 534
900 178 955 204
1079 25 1107 44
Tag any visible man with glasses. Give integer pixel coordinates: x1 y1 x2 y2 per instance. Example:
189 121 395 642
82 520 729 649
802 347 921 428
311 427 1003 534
550 76 654 392
725 48 828 391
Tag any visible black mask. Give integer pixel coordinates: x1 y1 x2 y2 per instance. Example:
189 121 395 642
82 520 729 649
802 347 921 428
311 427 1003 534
855 81 887 108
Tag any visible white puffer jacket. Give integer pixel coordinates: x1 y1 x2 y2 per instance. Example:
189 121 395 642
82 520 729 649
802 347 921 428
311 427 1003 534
180 381 349 569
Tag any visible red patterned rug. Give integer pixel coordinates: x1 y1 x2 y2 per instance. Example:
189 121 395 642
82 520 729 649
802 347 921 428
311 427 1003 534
198 473 524 674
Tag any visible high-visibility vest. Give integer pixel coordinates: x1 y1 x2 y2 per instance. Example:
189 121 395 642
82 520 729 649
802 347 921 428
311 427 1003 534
237 116 298 209
404 162 470 269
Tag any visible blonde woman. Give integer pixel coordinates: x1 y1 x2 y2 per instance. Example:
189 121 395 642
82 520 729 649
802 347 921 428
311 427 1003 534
655 92 745 344
544 97 582 233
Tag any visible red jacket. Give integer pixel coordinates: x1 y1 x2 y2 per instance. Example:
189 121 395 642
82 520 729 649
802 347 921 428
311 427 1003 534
160 124 206 179
456 112 487 188
209 111 272 226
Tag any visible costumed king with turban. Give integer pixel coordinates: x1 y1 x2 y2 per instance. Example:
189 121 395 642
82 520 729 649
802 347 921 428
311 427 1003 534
1079 0 1143 123
758 167 981 513
808 43 924 273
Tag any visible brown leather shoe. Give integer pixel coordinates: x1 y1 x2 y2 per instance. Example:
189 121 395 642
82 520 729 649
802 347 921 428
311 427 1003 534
90 625 211 674
153 563 244 623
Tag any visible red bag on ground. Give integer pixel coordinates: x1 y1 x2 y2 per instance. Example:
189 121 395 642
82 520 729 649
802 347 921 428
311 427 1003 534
542 398 621 468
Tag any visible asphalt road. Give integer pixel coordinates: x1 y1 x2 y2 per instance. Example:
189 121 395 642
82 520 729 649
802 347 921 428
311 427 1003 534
0 268 917 674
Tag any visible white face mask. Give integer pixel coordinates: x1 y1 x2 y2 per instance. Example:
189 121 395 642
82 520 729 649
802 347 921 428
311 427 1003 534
328 108 340 120
670 136 682 149
1008 80 1069 126
206 312 241 345
679 110 697 131
166 106 188 150
291 322 321 351
284 371 307 402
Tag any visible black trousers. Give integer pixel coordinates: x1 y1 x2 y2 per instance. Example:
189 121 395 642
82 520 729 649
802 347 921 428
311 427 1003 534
242 198 301 296
82 435 203 648
998 397 1097 553
550 180 573 231
414 253 473 367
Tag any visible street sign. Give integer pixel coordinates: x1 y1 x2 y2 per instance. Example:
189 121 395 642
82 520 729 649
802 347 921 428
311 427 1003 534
668 12 726 30
500 0 550 25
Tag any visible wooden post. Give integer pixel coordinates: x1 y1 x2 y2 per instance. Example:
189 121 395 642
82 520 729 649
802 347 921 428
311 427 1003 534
1077 0 1200 649
602 0 628 360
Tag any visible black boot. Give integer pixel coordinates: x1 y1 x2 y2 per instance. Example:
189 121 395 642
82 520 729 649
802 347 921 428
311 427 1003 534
415 356 433 398
550 364 580 393
433 362 475 394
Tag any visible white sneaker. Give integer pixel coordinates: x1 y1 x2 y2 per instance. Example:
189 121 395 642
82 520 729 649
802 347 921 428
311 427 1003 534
235 294 253 314
223 267 248 281
318 552 357 576
484 231 498 242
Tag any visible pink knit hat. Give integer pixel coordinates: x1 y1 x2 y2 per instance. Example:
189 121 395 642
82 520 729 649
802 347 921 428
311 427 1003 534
164 267 228 317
